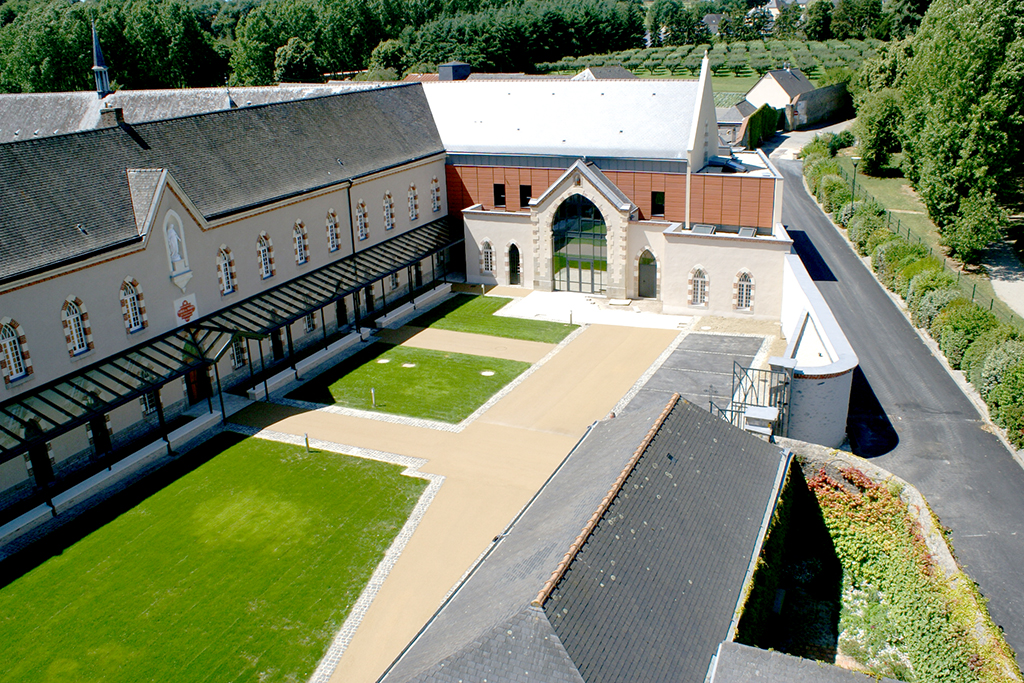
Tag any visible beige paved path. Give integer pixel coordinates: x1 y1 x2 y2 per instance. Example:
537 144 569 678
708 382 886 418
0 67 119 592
375 325 554 363
229 324 678 683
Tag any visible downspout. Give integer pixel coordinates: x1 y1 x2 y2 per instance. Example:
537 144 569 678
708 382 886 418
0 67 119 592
346 183 359 333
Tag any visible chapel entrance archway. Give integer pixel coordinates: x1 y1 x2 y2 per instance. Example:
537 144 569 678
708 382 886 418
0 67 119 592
551 194 607 294
508 244 521 286
638 250 657 298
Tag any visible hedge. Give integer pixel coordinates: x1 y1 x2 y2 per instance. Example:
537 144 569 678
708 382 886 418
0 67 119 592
990 362 1024 448
894 257 942 299
871 239 929 289
819 174 852 213
912 288 964 329
906 269 956 314
980 340 1024 402
962 324 1019 392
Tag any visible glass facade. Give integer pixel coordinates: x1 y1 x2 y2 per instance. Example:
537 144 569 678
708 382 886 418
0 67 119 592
552 194 607 293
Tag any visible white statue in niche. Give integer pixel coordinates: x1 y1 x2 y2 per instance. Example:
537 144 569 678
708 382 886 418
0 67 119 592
164 210 192 292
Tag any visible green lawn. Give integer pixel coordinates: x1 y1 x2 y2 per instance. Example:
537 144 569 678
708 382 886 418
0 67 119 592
0 433 426 683
411 294 576 343
288 344 530 422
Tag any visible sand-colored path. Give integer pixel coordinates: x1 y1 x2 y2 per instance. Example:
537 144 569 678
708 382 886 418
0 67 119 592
375 325 554 363
229 324 678 683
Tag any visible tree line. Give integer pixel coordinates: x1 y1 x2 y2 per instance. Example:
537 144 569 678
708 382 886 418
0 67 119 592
0 0 645 92
850 0 1022 264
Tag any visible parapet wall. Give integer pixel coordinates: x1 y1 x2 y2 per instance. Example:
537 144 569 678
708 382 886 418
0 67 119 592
780 254 858 447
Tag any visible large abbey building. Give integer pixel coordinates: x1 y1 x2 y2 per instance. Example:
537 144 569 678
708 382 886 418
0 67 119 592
0 47 855 519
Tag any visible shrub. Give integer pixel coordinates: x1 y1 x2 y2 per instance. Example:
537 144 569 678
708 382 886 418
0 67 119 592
906 269 956 313
852 88 902 174
807 158 841 196
819 174 852 212
800 135 832 160
929 300 999 369
989 362 1024 448
864 227 898 259
893 257 942 299
836 200 861 228
847 215 885 254
872 238 928 289
912 287 963 328
829 130 855 155
980 340 1024 400
940 191 1008 266
964 325 1020 392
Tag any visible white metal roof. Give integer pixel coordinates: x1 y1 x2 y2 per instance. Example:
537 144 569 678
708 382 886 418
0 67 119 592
423 79 702 160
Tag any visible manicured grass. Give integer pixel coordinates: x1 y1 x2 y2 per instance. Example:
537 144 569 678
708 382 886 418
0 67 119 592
288 344 530 423
0 433 426 683
412 294 576 343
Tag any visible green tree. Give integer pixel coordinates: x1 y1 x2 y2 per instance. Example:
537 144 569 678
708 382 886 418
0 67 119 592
941 191 1007 264
274 36 320 82
772 3 802 39
369 38 407 74
831 0 882 40
804 0 832 40
853 87 903 174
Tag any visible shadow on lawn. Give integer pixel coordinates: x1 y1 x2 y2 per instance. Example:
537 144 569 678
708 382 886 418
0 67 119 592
285 342 391 405
0 431 247 589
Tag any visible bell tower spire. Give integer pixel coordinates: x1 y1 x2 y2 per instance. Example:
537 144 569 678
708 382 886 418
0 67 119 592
91 22 112 98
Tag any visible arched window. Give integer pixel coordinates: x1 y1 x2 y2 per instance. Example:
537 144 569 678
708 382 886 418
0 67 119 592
121 280 145 332
736 272 753 310
430 177 441 213
356 201 368 240
691 268 708 306
294 221 308 265
62 300 90 355
326 210 340 252
257 235 274 279
482 241 495 273
0 322 27 382
383 192 395 231
408 184 419 221
218 247 236 294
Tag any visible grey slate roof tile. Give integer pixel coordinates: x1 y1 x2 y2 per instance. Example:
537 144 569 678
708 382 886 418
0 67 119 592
712 641 901 683
0 84 443 283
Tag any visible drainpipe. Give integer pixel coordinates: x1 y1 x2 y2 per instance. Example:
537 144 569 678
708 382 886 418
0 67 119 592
346 183 360 333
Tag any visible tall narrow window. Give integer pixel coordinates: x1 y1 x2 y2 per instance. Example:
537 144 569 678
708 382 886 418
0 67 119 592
294 222 308 265
326 210 340 252
230 338 247 368
303 312 316 334
0 323 27 381
140 391 159 415
64 301 88 354
519 185 532 208
218 247 236 294
356 201 368 240
408 184 419 221
121 281 144 332
257 235 273 279
383 192 395 230
493 183 506 208
390 272 399 290
431 176 441 212
482 242 495 273
651 191 665 216
737 272 753 310
691 269 708 306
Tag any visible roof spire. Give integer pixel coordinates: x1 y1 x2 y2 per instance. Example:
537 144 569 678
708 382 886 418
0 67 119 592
92 21 112 99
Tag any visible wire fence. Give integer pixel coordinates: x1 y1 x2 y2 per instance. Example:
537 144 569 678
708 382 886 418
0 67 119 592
833 164 1023 330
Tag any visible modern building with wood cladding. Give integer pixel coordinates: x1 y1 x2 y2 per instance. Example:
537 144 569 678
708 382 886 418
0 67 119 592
423 54 790 317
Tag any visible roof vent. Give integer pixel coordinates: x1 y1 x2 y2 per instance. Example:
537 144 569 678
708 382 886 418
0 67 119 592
98 107 124 129
76 224 89 235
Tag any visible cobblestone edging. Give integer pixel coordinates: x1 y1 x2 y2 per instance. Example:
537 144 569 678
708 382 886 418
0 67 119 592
268 324 590 434
609 323 695 415
777 436 1023 683
223 424 445 683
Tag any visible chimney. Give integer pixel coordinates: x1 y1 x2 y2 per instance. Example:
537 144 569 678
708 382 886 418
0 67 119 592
438 62 471 81
98 107 124 129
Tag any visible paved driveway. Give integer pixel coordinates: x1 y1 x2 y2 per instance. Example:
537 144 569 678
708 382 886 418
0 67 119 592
777 159 1024 663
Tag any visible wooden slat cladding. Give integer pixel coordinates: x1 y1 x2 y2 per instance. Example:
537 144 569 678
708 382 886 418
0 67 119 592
446 166 774 226
689 175 776 228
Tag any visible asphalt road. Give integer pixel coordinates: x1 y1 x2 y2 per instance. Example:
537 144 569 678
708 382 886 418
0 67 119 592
777 159 1024 663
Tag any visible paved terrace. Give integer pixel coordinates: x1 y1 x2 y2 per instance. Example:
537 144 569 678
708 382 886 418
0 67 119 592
227 291 780 683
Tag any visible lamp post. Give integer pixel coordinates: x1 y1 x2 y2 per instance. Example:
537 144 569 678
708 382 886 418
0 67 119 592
851 156 861 202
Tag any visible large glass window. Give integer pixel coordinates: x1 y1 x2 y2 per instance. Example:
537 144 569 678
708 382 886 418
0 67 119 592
737 272 753 310
551 194 607 293
0 323 26 381
64 301 89 354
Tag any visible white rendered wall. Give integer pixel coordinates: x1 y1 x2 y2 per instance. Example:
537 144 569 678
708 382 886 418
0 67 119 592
462 209 535 288
780 254 858 447
745 76 792 111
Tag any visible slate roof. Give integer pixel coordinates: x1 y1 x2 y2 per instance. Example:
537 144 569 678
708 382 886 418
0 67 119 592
765 68 814 100
380 396 789 683
421 79 701 159
0 83 384 143
0 83 443 284
711 642 901 683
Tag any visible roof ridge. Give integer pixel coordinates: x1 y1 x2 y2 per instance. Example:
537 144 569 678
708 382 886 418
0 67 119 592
531 392 680 607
